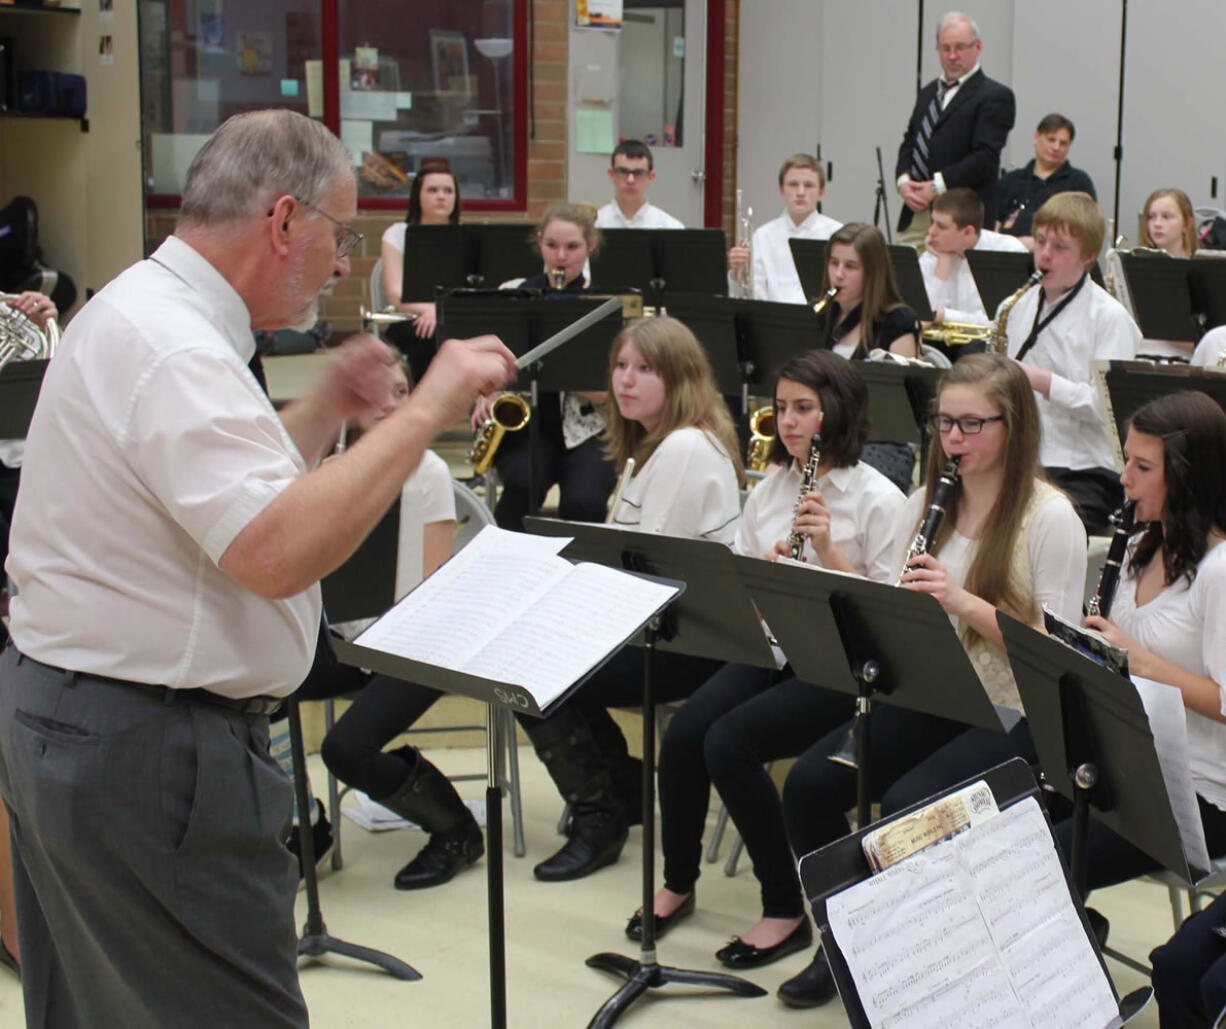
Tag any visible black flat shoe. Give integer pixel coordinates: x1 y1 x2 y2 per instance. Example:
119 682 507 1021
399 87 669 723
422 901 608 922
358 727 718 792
778 949 837 1008
715 918 813 969
625 892 695 942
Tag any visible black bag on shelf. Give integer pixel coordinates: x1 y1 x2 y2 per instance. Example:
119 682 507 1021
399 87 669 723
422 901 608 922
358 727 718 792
17 70 86 117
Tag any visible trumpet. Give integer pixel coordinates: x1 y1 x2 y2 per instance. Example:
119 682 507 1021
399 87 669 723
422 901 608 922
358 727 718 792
468 392 531 475
921 321 992 346
747 406 776 472
0 292 58 373
1086 501 1137 619
733 188 754 299
787 416 824 561
360 304 418 329
990 270 1043 355
550 267 566 290
812 287 838 315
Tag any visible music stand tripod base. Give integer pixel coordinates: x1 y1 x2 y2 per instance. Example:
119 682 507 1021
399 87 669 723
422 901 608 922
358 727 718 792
287 698 422 981
582 626 767 1028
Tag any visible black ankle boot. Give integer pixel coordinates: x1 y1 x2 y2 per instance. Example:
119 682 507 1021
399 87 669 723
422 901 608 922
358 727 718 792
374 749 484 890
527 711 629 882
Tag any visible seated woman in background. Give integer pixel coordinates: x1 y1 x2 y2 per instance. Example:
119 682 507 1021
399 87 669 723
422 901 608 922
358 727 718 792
777 353 1087 1008
380 161 460 381
629 352 903 982
815 222 922 360
474 202 617 532
520 315 744 883
1061 390 1226 907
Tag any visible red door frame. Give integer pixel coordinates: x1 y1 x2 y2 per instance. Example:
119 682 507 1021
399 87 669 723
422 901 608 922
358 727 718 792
703 0 726 228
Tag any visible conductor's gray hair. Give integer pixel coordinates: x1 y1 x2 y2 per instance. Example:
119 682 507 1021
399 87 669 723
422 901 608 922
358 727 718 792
179 109 352 226
936 11 981 43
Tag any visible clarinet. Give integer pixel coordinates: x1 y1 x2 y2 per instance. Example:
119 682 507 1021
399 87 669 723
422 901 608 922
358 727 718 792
787 418 824 561
896 455 962 585
1086 500 1137 619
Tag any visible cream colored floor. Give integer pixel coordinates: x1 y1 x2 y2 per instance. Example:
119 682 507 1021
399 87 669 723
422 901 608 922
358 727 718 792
0 737 1172 1027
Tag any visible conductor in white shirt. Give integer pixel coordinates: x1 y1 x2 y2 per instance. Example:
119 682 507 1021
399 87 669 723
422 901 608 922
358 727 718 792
0 109 515 1027
595 139 686 230
728 153 842 304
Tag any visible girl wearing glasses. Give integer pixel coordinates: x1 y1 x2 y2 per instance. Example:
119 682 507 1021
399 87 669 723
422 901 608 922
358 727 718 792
775 353 1086 1008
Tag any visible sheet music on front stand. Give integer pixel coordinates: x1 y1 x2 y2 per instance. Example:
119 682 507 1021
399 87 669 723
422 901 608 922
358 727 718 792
798 758 1151 1029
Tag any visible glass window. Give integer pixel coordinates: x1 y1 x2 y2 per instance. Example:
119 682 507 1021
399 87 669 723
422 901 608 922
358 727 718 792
138 0 523 210
340 0 516 203
618 2 685 148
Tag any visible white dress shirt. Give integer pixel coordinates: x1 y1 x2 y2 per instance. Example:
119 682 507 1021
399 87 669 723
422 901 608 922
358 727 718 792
6 236 321 698
382 220 408 253
611 426 740 544
596 201 685 230
750 210 843 304
1192 326 1226 367
1112 542 1226 812
1000 279 1140 471
734 459 903 582
394 450 455 600
920 229 1029 326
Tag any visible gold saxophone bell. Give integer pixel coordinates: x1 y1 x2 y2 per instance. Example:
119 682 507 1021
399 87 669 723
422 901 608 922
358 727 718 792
469 392 531 475
747 406 776 472
0 292 58 373
812 287 838 315
921 321 992 347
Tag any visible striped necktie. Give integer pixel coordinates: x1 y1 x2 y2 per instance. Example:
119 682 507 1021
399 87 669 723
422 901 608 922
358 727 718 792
910 79 954 180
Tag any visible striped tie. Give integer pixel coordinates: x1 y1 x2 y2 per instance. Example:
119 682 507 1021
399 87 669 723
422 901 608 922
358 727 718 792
911 80 952 181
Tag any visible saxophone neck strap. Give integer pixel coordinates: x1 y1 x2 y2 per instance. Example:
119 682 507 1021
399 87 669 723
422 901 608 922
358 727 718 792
1015 273 1087 363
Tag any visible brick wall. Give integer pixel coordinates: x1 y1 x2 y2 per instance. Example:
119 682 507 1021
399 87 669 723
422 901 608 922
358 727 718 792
145 0 740 339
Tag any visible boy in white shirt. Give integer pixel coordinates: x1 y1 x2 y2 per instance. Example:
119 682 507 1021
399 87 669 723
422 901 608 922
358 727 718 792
729 154 842 303
921 187 1028 327
1000 192 1140 533
595 140 686 229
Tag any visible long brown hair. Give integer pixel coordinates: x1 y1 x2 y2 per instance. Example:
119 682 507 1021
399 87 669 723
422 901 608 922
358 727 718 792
603 316 745 485
1138 188 1198 256
819 222 911 350
920 353 1045 640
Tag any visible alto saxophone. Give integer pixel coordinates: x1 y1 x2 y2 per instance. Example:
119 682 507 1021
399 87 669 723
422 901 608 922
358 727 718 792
468 393 531 475
1086 501 1137 619
786 414 824 561
989 270 1043 355
896 454 962 584
746 406 775 472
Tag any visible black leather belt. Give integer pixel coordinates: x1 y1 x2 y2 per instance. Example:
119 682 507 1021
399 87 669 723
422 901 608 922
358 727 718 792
14 650 284 717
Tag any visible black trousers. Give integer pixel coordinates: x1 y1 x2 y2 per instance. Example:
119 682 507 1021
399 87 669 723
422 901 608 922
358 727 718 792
1045 465 1122 537
492 394 615 532
659 664 852 918
782 704 967 864
1151 891 1226 1029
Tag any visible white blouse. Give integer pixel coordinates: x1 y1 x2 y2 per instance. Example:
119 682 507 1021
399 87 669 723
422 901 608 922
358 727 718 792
611 426 740 544
1112 541 1226 811
734 459 903 582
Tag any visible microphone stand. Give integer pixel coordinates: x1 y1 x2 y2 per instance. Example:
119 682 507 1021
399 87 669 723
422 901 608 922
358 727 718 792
873 146 893 245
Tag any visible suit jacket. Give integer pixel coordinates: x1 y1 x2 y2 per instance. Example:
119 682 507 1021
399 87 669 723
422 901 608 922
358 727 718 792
895 69 1016 232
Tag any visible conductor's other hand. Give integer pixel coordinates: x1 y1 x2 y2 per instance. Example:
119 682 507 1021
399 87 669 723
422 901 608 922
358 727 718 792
728 245 750 271
320 333 399 422
417 335 517 431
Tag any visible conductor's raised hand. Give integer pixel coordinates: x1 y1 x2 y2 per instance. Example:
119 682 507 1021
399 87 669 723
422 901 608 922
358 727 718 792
318 333 399 422
416 335 517 431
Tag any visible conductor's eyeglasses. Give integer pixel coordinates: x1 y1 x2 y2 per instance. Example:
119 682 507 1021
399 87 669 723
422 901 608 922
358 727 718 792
932 414 1004 435
296 198 364 258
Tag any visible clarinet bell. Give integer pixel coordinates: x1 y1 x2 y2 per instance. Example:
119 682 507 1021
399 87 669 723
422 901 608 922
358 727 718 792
826 723 858 770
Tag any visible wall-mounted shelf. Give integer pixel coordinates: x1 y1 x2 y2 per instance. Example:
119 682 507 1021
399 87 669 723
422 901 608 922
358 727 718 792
0 110 88 131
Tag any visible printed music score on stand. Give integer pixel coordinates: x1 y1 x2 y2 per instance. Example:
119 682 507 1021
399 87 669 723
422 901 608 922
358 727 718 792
798 758 1153 1029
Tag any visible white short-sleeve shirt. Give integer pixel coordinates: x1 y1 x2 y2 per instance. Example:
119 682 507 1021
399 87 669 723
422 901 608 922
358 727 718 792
595 201 685 230
750 210 843 304
6 236 321 698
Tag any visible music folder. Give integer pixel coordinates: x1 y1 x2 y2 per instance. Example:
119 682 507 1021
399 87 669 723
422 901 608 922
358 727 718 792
331 526 681 719
799 758 1151 1028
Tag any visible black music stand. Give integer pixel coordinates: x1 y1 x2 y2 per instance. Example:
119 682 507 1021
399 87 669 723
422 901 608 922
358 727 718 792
320 498 400 622
524 520 774 1027
1188 254 1226 333
0 357 47 437
591 228 728 309
473 224 541 289
1099 361 1226 449
872 146 893 244
967 250 1107 317
734 556 1005 828
333 557 682 1029
787 239 934 319
788 238 829 307
854 360 942 447
1116 252 1199 342
401 224 537 300
997 612 1204 898
798 758 1152 1028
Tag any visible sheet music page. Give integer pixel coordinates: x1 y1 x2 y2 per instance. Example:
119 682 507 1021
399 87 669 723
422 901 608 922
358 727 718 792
826 797 1117 1029
463 562 678 708
354 526 572 669
1133 675 1212 875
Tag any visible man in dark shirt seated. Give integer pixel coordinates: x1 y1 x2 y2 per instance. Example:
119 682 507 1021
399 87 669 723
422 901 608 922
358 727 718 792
996 113 1096 249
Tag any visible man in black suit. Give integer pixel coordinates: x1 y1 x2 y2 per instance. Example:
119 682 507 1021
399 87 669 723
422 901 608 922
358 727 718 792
895 11 1016 245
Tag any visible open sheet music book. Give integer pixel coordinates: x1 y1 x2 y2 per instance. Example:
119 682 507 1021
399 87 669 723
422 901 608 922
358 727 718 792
1042 608 1211 876
353 526 680 713
827 796 1119 1029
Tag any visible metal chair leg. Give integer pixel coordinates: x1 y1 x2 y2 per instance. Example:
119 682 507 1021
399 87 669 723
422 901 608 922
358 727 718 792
324 697 344 871
500 709 527 857
705 804 730 864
